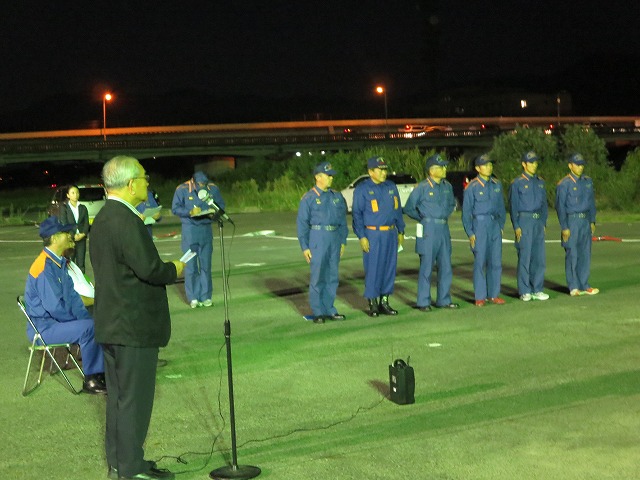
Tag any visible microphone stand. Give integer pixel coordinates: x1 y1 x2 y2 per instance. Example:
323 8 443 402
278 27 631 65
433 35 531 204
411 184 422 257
209 215 261 480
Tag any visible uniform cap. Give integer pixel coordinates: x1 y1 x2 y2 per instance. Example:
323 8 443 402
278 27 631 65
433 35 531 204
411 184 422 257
39 216 75 238
313 161 337 176
425 154 448 170
193 171 209 183
522 151 539 163
568 153 586 165
367 156 388 170
474 153 492 166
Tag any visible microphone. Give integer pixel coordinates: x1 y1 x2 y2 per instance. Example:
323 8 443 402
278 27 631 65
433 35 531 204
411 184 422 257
197 189 233 223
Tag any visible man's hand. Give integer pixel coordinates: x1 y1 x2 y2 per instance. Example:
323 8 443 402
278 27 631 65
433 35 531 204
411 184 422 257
561 229 570 243
172 260 185 277
469 234 476 250
359 237 370 253
398 233 404 246
303 249 312 263
515 227 522 243
189 206 202 216
340 244 345 257
591 223 596 235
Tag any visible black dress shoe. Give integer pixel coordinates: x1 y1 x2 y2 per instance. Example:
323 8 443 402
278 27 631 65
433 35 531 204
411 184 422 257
312 316 325 324
367 298 379 317
327 313 346 321
110 461 162 479
378 295 398 315
416 305 432 312
118 467 175 479
435 303 460 309
83 376 107 395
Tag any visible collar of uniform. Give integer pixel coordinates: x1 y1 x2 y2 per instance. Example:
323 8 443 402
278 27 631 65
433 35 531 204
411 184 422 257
43 247 64 268
107 195 143 217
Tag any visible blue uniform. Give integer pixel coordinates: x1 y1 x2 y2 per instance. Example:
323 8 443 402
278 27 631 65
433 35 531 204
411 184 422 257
352 178 406 299
24 248 104 376
297 186 348 317
555 173 596 291
462 175 506 300
136 190 161 237
403 177 456 307
509 172 548 295
172 178 225 304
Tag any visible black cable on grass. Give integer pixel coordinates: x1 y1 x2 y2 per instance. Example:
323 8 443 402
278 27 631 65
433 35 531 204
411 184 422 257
158 333 386 475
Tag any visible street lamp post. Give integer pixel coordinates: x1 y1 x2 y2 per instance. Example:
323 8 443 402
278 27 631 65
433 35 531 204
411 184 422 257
102 93 112 141
375 85 388 132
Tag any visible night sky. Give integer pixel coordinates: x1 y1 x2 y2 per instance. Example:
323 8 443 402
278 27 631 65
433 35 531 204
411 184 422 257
1 1 639 130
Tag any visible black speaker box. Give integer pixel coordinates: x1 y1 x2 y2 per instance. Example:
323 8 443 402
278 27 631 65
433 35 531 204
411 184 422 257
389 359 415 405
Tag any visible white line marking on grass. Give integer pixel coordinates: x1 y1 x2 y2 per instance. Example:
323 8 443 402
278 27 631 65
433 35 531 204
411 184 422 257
427 343 442 348
241 230 276 237
236 263 266 267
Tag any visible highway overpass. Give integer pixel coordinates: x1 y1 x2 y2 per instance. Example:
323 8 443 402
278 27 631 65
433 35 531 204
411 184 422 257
1 116 639 165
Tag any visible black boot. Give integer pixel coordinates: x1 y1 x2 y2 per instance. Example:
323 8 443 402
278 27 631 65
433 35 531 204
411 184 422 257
367 298 379 317
379 295 398 315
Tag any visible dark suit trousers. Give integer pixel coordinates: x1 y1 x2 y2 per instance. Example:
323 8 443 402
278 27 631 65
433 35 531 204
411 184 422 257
102 344 159 477
72 238 87 273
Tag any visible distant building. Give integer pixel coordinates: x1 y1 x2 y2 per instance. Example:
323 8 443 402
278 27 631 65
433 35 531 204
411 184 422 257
435 88 572 117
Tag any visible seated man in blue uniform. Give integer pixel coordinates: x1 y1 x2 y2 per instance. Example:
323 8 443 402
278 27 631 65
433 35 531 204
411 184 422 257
352 156 405 317
297 161 348 324
24 216 106 394
403 153 459 311
555 153 599 297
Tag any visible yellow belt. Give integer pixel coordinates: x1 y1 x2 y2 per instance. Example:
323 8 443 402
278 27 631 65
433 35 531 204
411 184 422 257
366 225 396 231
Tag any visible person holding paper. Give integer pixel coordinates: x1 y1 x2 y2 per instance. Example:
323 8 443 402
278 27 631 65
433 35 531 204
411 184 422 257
403 154 458 312
136 189 162 237
171 171 225 308
90 155 184 480
24 216 106 394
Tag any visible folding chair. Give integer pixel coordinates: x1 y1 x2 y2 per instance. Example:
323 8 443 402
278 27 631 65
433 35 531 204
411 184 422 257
17 295 85 396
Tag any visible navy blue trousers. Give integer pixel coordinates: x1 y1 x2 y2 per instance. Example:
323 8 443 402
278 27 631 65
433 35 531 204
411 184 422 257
562 216 592 291
308 230 341 316
471 218 503 300
363 229 398 299
515 215 546 295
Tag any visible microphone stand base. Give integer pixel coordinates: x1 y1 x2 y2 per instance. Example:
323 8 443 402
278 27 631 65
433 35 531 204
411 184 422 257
209 464 261 479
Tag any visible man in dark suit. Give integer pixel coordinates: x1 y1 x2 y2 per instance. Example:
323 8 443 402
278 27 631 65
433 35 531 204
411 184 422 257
90 156 185 480
58 185 90 272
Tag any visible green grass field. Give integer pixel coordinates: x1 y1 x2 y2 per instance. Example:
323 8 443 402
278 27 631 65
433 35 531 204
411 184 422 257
1 212 639 480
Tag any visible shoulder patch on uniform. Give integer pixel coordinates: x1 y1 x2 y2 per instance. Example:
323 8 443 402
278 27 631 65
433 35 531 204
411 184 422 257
28 251 47 278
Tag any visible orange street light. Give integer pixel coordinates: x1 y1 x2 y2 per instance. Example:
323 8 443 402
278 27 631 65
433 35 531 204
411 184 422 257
102 93 113 141
375 85 388 130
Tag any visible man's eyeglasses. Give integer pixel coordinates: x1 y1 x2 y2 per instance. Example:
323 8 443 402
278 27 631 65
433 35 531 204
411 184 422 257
131 175 150 182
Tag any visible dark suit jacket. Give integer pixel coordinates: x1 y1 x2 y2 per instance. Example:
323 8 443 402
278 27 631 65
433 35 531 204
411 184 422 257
59 202 90 235
89 199 177 347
